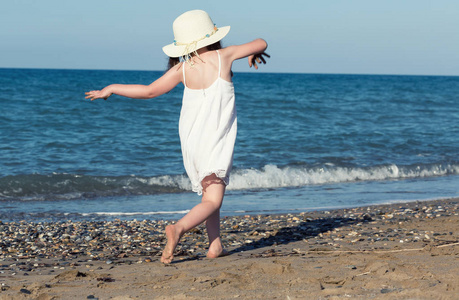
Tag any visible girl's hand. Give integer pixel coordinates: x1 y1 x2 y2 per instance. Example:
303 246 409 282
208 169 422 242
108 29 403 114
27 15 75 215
248 52 270 69
85 87 112 101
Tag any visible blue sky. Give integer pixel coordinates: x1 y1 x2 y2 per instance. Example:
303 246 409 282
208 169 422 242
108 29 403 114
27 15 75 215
1 0 458 75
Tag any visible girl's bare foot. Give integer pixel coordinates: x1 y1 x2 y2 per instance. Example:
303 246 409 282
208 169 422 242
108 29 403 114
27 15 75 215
207 248 229 258
161 225 180 264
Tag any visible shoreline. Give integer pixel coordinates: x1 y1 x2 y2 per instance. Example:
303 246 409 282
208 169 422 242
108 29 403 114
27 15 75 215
1 197 458 299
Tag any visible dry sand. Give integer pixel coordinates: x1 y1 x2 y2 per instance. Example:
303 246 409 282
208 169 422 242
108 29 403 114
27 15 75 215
1 198 458 299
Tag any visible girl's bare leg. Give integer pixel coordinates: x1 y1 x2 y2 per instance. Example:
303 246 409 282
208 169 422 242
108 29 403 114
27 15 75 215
206 208 227 258
161 174 225 263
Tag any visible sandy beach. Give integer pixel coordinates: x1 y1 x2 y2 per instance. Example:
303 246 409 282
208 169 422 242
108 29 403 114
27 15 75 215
1 197 458 299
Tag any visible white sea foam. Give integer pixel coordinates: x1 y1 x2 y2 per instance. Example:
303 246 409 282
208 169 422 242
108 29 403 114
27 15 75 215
126 163 459 192
223 163 459 191
146 174 192 190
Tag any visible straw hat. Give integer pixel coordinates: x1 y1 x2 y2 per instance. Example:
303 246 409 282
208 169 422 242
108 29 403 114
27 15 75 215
162 10 230 58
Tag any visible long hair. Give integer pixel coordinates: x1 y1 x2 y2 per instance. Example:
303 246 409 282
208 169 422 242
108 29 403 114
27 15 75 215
167 41 222 71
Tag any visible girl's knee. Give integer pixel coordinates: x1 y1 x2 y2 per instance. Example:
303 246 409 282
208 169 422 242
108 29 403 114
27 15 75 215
201 196 223 210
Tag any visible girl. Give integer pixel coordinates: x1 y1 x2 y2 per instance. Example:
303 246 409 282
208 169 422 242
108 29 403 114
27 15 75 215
85 9 269 264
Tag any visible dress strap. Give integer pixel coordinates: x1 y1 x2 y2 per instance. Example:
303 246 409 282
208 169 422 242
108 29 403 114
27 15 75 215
182 62 187 87
216 50 221 77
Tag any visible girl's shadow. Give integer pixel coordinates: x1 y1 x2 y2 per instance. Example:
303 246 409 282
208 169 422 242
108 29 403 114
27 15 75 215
227 215 369 255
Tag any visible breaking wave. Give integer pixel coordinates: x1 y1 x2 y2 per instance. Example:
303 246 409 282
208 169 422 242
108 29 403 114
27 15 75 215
1 162 457 201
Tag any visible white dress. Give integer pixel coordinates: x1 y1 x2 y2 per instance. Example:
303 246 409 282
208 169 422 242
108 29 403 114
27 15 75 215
179 50 237 195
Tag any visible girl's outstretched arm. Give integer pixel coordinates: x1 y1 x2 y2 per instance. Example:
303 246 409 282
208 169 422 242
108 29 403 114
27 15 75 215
85 64 183 101
223 38 269 69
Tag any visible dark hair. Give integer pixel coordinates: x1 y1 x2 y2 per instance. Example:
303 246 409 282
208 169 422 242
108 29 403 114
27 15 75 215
167 41 222 71
207 41 222 51
167 57 180 71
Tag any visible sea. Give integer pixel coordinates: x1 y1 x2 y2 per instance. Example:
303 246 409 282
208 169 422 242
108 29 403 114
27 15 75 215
0 68 458 222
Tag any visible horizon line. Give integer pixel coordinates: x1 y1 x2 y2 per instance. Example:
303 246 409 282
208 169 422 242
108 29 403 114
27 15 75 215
0 66 458 78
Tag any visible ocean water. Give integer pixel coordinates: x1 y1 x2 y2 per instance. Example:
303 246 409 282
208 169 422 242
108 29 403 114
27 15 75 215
0 68 458 222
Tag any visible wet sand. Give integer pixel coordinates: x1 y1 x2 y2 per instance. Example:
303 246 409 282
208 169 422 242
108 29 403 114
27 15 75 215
1 198 458 299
